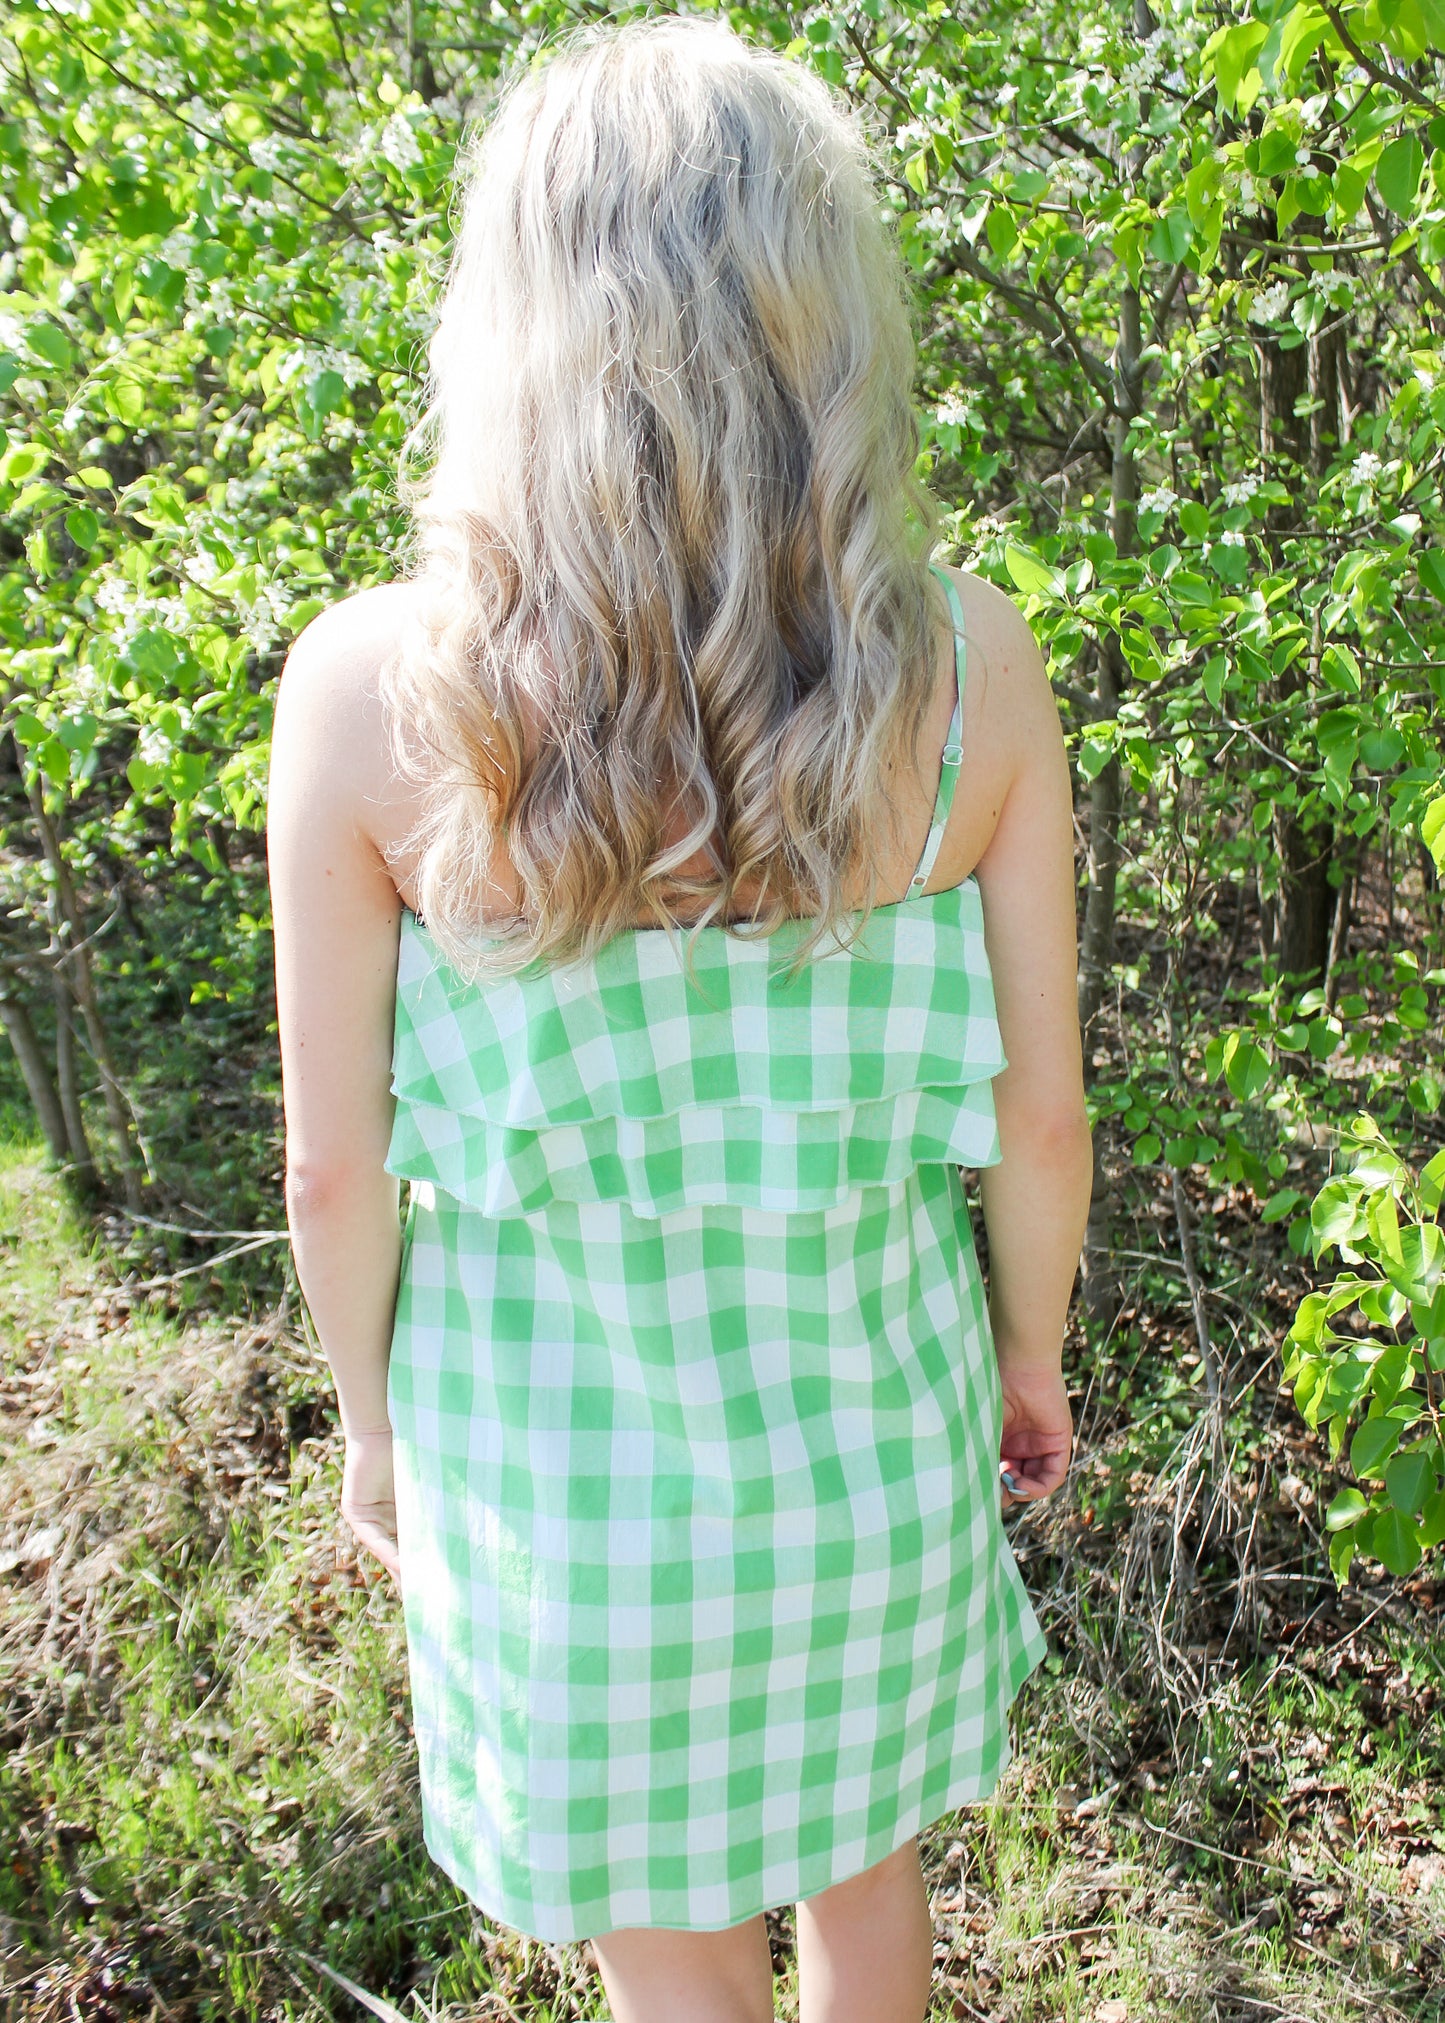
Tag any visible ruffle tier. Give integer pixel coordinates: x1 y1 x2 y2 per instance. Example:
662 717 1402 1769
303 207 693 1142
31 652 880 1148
385 881 1007 1220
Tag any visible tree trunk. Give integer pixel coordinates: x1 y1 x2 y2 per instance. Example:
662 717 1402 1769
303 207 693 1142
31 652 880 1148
0 986 70 1162
1257 261 1344 986
1075 233 1147 1326
23 762 143 1210
1272 807 1334 980
51 968 101 1198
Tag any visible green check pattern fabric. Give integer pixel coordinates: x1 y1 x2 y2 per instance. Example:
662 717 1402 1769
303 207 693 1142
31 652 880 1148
384 574 1047 1943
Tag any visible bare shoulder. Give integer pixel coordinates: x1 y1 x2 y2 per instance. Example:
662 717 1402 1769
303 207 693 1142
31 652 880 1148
280 579 424 711
935 562 1054 740
271 580 425 800
917 562 1061 887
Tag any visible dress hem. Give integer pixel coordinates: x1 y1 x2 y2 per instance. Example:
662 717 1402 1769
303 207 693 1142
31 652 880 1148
415 1624 1048 1947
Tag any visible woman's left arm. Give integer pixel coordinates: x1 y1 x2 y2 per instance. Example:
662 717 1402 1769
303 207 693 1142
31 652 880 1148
267 599 406 1458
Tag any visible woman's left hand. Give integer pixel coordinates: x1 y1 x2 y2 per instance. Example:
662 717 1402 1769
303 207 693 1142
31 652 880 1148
341 1425 403 1587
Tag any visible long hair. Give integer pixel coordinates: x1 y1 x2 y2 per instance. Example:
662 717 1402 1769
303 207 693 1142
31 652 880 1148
381 12 943 979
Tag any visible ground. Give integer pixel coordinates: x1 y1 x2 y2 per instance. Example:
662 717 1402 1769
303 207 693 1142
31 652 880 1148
1 1145 1441 2023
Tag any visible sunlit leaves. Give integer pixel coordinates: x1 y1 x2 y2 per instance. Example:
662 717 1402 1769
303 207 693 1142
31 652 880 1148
1288 1119 1445 1583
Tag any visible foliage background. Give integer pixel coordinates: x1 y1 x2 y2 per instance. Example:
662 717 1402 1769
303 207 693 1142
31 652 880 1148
1 0 1443 2016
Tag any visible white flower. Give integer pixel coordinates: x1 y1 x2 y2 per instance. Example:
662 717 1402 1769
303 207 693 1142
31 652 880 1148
1295 147 1313 168
1248 280 1291 324
934 392 970 427
243 608 278 655
1417 366 1437 392
1221 476 1260 506
1218 528 1246 546
379 111 422 173
1139 486 1178 513
1122 45 1165 89
1056 157 1105 196
248 135 289 174
94 577 133 616
185 549 220 588
996 83 1019 106
315 343 370 389
339 123 379 172
1349 451 1383 485
274 345 310 390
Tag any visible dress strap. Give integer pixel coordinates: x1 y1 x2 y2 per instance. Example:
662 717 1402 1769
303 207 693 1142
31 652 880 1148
907 567 966 895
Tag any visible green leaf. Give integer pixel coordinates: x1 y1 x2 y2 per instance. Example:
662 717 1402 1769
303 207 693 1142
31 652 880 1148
985 207 1018 260
1418 548 1445 600
103 379 146 426
1368 1187 1404 1264
1002 543 1065 599
1222 1032 1270 1102
0 442 49 484
1370 1338 1413 1406
1133 1132 1161 1166
26 322 72 371
1420 1488 1445 1549
1381 1222 1445 1304
1359 727 1404 771
1423 797 1445 877
1315 710 1359 798
1148 209 1193 266
1350 1414 1402 1478
1325 1486 1367 1531
1206 19 1269 111
1385 1446 1435 1517
64 507 99 550
1276 1 1334 84
1408 1070 1442 1115
1369 1505 1423 1577
1376 133 1425 215
115 189 179 240
1328 1525 1356 1584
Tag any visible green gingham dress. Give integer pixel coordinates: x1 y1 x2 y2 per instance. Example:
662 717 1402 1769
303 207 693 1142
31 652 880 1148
384 569 1046 1942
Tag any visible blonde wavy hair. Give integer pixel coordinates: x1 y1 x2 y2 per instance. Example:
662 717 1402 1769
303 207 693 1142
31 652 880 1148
382 11 943 979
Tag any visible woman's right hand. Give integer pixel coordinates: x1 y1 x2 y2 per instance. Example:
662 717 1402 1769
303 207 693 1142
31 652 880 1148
997 1359 1072 1509
341 1425 404 1587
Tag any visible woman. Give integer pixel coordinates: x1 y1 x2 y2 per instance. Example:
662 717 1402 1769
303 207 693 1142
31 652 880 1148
268 17 1092 2022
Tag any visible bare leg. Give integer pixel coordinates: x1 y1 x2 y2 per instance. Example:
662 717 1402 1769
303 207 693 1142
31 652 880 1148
589 1914 775 2023
795 1838 933 2023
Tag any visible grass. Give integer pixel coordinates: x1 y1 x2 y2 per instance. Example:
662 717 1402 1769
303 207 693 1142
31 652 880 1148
1 1142 1442 2022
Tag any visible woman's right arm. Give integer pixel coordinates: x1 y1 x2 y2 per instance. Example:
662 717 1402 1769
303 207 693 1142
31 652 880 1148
970 591 1093 1505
